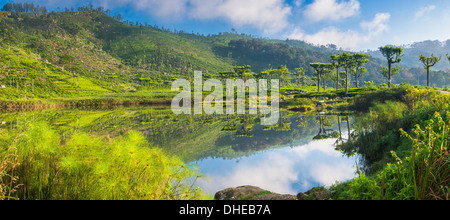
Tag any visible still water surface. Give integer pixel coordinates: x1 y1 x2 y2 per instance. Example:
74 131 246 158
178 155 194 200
0 106 358 195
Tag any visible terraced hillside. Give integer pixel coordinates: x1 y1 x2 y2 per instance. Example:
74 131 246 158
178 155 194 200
0 10 236 100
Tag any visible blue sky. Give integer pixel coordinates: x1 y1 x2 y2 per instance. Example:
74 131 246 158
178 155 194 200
2 0 450 51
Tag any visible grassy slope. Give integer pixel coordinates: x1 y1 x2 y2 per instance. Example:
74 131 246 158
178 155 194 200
0 11 236 102
3 10 426 107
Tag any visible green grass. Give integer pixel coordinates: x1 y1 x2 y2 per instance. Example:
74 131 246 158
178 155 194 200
0 46 116 100
281 86 384 113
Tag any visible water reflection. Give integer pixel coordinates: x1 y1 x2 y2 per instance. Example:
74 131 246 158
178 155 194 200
192 114 358 195
0 107 359 195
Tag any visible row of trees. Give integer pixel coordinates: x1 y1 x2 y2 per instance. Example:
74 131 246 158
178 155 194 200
219 42 450 90
224 39 329 74
217 65 309 90
1 2 47 13
0 2 110 14
309 52 370 93
308 46 450 93
379 46 450 88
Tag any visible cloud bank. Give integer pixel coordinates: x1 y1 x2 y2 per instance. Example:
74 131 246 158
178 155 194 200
303 0 360 22
91 0 292 34
36 0 399 50
287 13 391 50
189 0 292 34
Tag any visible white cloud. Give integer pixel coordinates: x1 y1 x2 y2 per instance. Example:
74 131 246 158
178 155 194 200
287 27 364 50
360 13 391 36
189 0 292 34
309 163 356 187
197 153 299 195
294 0 304 8
94 0 291 34
414 5 436 20
292 139 342 159
303 0 360 22
287 13 390 50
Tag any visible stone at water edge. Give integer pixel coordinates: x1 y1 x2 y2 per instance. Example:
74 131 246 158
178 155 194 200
214 185 297 200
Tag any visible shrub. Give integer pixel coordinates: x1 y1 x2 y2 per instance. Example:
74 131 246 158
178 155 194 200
382 112 450 200
348 173 380 200
347 111 449 200
353 111 450 200
352 86 408 112
363 81 375 87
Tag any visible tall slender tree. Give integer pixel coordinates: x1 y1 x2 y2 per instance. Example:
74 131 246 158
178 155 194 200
321 66 333 91
338 52 354 93
233 65 253 81
381 66 400 84
273 65 290 86
310 63 323 92
352 53 370 88
310 63 332 92
379 46 403 88
331 54 344 90
294 67 307 88
419 54 441 87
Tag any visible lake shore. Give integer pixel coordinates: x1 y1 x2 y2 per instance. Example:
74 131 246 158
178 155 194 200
0 95 173 111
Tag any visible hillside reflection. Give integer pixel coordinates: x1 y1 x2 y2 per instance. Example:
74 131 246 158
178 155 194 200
0 107 359 194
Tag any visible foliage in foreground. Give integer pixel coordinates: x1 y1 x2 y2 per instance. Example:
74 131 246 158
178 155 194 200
345 86 450 200
0 122 205 200
349 112 449 200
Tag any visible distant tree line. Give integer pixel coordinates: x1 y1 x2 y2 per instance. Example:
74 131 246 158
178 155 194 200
223 39 331 74
1 2 47 13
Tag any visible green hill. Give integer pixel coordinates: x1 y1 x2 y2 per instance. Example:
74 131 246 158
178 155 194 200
1 8 449 103
0 10 237 101
0 9 348 100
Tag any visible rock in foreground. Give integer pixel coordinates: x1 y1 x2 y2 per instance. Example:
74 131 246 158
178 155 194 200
214 186 298 200
215 186 331 200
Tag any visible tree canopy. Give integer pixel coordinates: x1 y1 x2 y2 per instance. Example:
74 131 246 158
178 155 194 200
379 46 403 87
352 53 370 88
419 54 441 87
310 63 333 92
330 54 345 89
1 2 47 13
337 52 355 93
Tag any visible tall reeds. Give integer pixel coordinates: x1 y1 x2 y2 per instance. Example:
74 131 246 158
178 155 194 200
347 111 449 200
0 142 21 200
0 122 205 200
373 111 449 200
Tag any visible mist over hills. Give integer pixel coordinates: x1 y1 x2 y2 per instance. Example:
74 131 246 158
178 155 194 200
368 39 450 71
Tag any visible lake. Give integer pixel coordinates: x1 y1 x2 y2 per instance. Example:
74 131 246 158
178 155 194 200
0 106 358 196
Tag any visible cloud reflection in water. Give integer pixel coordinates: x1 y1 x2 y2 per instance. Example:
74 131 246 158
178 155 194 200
192 137 357 195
